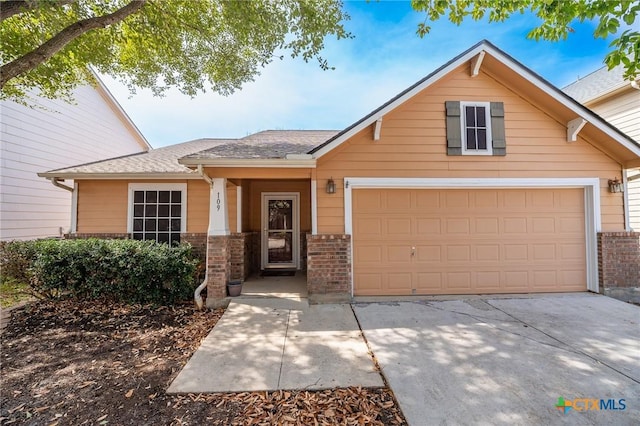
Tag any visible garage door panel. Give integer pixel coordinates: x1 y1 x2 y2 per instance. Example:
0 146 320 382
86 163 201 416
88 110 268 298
353 188 587 296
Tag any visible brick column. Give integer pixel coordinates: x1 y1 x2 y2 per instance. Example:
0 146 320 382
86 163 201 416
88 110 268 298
229 233 245 281
306 234 351 304
598 232 640 303
206 235 231 309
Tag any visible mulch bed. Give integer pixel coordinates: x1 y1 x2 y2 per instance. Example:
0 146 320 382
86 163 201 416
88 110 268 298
0 300 406 425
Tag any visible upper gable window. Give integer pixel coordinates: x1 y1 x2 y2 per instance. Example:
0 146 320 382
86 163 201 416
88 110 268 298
445 101 506 156
461 102 492 155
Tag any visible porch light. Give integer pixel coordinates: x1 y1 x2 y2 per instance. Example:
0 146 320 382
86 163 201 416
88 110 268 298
608 177 624 193
326 178 336 194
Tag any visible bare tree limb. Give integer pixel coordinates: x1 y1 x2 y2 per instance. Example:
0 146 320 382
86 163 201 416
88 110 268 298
0 0 76 23
1 0 146 88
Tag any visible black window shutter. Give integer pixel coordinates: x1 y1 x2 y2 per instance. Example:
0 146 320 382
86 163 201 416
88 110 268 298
445 101 462 156
490 102 506 156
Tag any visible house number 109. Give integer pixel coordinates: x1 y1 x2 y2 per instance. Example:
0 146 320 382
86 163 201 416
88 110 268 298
216 192 221 211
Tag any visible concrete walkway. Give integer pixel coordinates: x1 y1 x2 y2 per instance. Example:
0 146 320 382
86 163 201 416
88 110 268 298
168 294 383 393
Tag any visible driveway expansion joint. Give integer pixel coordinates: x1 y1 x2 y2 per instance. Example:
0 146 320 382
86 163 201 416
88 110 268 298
276 308 291 389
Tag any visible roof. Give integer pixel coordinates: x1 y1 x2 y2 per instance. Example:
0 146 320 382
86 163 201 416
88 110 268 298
182 130 337 160
39 138 233 179
40 131 338 178
40 41 640 177
309 40 640 166
562 63 629 104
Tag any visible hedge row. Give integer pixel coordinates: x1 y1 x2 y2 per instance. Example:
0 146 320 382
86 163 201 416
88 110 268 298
0 239 199 304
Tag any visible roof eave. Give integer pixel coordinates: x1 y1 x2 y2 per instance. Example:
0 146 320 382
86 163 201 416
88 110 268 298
177 158 317 168
37 172 200 180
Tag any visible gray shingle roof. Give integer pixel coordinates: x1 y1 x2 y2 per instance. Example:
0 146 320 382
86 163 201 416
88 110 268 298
562 63 628 103
41 138 233 176
40 130 338 176
183 130 338 160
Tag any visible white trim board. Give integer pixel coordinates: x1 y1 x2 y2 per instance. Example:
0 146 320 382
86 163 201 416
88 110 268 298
343 177 601 294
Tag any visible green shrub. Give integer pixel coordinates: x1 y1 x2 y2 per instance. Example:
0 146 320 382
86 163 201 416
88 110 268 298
0 240 40 286
22 239 198 304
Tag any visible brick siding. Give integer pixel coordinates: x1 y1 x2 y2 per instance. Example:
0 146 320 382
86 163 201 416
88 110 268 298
206 235 231 307
306 234 351 303
598 232 640 288
181 233 207 264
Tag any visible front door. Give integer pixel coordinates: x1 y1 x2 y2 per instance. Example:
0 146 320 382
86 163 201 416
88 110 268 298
262 193 299 269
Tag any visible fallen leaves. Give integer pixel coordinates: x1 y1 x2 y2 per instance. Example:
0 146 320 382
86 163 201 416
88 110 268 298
0 300 406 425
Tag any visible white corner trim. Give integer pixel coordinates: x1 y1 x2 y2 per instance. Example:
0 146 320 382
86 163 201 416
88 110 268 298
208 178 229 236
567 117 587 142
127 183 187 234
374 117 383 141
343 177 602 293
71 182 78 234
236 185 242 233
471 50 485 77
623 170 630 231
311 179 318 235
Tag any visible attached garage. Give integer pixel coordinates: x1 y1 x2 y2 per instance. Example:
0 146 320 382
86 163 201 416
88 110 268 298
352 187 588 296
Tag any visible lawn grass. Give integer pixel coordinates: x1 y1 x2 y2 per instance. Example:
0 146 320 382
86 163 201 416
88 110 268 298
0 277 33 308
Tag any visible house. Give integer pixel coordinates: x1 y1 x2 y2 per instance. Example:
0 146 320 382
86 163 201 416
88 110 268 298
39 41 640 306
563 65 640 231
0 73 150 241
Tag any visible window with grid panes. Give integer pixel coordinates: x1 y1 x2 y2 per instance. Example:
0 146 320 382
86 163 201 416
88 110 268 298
132 190 182 243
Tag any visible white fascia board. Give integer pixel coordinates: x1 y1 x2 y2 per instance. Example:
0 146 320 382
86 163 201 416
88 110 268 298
38 172 202 180
178 158 316 168
311 45 486 159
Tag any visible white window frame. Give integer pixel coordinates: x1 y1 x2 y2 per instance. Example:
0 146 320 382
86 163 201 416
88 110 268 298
127 183 187 239
460 101 492 155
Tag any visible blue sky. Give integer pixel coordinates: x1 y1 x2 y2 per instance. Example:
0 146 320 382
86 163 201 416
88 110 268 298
102 1 615 148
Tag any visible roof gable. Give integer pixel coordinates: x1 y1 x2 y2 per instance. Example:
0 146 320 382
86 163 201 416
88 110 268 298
309 40 640 167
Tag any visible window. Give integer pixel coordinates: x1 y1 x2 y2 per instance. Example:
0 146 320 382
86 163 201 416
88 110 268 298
461 102 491 154
128 184 186 244
445 101 506 156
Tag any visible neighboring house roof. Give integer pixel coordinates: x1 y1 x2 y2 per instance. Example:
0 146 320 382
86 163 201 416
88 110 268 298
309 40 640 165
562 63 629 104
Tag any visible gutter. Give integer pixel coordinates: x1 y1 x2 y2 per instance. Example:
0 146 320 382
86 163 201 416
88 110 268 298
194 164 212 310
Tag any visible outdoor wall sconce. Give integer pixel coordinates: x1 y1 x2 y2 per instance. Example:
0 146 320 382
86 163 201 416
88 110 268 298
326 178 336 194
608 177 624 193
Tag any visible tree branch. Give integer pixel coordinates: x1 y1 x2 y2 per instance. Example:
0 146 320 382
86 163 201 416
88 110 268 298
0 0 76 23
1 0 147 88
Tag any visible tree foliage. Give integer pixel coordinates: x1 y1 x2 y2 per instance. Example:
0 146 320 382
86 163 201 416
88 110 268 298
0 0 350 101
410 0 640 80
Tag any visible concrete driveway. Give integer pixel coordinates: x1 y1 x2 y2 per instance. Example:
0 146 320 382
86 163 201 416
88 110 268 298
354 294 640 425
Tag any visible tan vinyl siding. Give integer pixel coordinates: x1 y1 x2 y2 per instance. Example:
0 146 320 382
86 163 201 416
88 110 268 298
187 180 209 233
316 65 625 234
77 179 215 235
227 182 237 233
77 180 129 233
588 89 640 142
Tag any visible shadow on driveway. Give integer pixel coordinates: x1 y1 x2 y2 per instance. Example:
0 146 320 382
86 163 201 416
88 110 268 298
354 293 639 425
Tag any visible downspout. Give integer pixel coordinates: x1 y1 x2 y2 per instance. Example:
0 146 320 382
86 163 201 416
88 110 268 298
194 165 212 310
